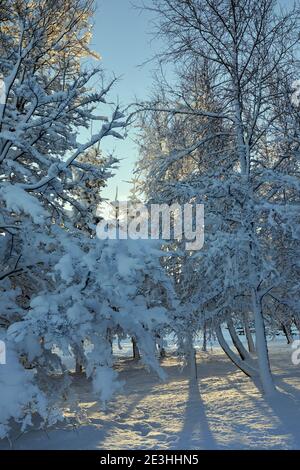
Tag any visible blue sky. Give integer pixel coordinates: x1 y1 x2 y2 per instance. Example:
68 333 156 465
89 0 161 200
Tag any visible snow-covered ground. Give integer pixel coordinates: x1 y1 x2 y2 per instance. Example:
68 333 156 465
1 340 300 450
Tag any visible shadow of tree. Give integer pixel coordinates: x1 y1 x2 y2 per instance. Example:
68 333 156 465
176 377 216 450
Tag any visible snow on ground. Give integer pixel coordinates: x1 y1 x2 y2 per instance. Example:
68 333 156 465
1 341 300 450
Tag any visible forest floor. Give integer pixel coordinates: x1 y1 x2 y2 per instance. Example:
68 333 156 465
1 341 300 450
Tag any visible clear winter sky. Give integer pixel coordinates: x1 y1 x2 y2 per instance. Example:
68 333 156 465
89 0 295 200
87 0 162 200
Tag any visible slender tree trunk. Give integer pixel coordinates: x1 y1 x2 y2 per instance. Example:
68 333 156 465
185 334 197 381
243 312 256 354
187 344 197 381
202 323 207 352
252 289 276 395
216 324 258 378
226 314 256 366
106 328 113 354
132 337 141 360
281 323 293 344
73 343 84 374
156 334 166 358
159 346 166 359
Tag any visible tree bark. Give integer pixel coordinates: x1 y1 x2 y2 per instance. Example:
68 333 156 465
184 333 197 381
243 312 256 354
73 343 84 374
132 337 141 360
159 346 166 359
216 324 258 378
252 289 276 395
226 314 256 366
156 334 166 359
202 323 207 352
187 343 198 381
281 322 293 344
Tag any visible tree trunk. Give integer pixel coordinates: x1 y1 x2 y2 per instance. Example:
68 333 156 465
132 337 141 360
216 324 258 378
252 289 276 395
106 328 113 354
156 334 166 358
159 346 166 359
184 333 197 381
73 343 84 374
243 312 256 354
187 343 198 381
202 323 207 352
281 323 293 344
226 314 256 366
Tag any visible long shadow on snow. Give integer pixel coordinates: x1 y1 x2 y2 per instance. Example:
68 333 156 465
176 376 216 450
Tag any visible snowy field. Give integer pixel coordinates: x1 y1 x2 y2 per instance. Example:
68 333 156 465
1 339 300 450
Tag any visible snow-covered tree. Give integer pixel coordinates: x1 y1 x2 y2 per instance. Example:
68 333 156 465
0 0 183 439
137 0 300 394
0 0 129 437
